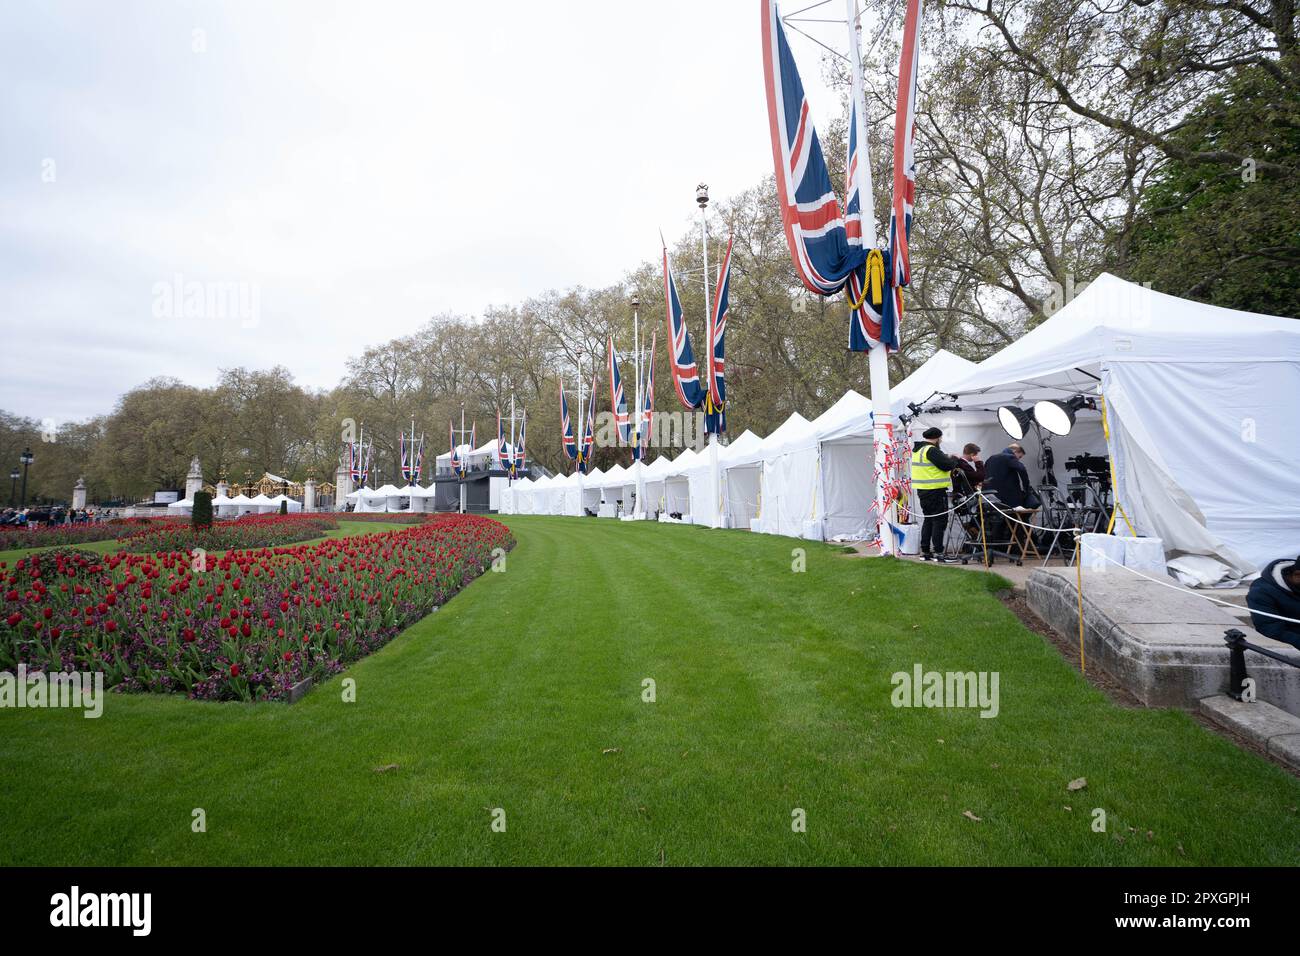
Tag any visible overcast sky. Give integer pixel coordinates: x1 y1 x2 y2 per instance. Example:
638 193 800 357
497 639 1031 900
0 0 858 423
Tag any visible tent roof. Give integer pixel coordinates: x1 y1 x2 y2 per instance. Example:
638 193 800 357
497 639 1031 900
664 447 699 476
948 273 1299 406
644 455 674 476
724 412 812 466
891 349 979 417
248 494 275 505
435 444 474 462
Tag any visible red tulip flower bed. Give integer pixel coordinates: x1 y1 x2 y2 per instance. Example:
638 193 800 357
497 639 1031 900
0 514 513 702
120 514 339 553
0 518 159 551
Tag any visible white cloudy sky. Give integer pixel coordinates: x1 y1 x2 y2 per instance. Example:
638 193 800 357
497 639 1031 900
0 0 859 423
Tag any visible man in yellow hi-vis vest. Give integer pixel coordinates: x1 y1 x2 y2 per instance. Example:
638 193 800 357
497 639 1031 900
912 427 961 562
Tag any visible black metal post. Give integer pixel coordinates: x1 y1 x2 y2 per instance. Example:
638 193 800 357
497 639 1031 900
19 448 33 509
1225 629 1249 700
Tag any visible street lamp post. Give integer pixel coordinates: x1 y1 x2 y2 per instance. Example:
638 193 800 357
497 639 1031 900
19 448 33 509
8 467 18 507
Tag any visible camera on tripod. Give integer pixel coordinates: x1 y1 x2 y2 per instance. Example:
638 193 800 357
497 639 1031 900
1065 453 1110 483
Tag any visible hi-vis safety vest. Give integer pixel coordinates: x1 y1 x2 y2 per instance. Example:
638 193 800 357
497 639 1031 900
911 445 951 491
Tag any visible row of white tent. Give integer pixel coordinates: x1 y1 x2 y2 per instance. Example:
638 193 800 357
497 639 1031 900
502 275 1300 577
166 493 303 516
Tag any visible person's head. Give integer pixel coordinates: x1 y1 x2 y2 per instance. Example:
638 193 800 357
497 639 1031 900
922 427 943 445
1007 443 1025 459
1285 558 1300 590
963 443 980 459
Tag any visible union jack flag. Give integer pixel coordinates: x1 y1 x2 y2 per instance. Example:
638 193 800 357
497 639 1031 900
514 410 526 474
449 421 462 475
580 371 597 472
847 95 888 351
345 439 358 484
560 382 576 460
706 236 732 435
662 247 705 410
497 410 510 470
412 433 424 483
640 330 656 457
607 335 631 445
761 0 867 298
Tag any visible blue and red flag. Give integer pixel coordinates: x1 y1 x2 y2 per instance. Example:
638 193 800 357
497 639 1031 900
560 382 577 461
412 433 424 483
607 335 631 445
663 247 705 410
449 421 463 477
847 95 889 352
705 237 732 435
639 330 656 459
761 0 867 298
514 411 526 475
497 410 510 470
580 371 597 473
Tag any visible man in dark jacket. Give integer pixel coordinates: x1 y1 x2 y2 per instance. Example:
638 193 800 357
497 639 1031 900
1247 557 1300 649
984 444 1032 508
911 427 961 561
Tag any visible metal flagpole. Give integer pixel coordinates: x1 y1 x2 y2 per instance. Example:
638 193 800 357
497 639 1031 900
846 0 896 556
698 184 722 529
509 390 515 485
633 294 647 517
458 402 467 514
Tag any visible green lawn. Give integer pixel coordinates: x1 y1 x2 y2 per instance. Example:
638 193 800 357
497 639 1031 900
1 515 1297 866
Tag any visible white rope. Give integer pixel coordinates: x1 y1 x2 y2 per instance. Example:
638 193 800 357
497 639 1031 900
1077 540 1300 627
973 493 1081 535
910 493 968 519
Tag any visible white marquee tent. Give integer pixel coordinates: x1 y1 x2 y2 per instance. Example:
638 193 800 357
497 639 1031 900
944 273 1300 573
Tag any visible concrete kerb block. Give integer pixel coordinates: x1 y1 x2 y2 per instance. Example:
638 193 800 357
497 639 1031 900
1026 568 1300 715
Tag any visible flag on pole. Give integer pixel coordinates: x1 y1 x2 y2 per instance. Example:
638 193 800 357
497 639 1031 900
515 411 527 474
846 95 889 352
399 431 410 482
580 371 597 473
761 0 867 297
706 237 732 435
449 421 461 476
560 382 577 460
881 0 922 348
497 410 510 469
641 331 656 457
663 248 706 410
607 335 631 445
413 433 424 483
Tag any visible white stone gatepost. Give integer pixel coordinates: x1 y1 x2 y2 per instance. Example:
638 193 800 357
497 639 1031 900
335 463 352 511
303 478 317 512
72 477 87 510
185 456 204 501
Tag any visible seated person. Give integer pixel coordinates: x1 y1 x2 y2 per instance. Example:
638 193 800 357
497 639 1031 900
984 444 1036 509
1247 556 1300 650
951 443 985 500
